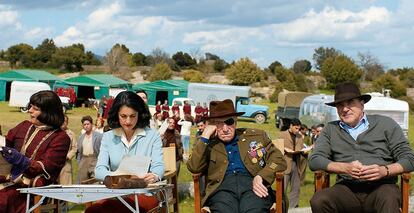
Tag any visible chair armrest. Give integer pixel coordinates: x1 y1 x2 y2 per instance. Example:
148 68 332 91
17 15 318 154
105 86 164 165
193 173 202 180
192 173 202 213
401 172 411 213
314 170 330 192
275 172 284 213
163 170 176 179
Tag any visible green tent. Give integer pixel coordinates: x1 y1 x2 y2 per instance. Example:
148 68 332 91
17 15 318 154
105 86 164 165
62 74 132 105
132 80 189 105
0 69 62 101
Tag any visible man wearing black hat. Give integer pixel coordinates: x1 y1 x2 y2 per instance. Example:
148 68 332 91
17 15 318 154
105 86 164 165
309 82 414 213
187 99 286 213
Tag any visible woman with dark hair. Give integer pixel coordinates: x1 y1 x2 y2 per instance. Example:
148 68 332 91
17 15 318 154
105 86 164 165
0 90 70 213
86 91 164 213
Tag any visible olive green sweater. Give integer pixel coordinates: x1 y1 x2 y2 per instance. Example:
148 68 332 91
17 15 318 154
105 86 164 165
309 114 414 183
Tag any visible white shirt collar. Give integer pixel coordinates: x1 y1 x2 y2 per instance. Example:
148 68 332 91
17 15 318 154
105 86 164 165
114 128 146 148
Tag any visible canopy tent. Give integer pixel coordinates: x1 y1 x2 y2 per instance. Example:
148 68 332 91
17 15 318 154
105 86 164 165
0 69 62 101
61 74 132 106
132 80 189 105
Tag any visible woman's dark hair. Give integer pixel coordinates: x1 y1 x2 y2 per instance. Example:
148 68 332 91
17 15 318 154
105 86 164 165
29 90 64 129
107 91 151 129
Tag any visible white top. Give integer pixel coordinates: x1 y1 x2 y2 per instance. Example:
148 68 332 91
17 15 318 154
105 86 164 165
82 134 94 155
178 120 192 136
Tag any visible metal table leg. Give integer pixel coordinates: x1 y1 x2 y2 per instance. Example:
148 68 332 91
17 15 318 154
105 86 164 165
117 195 140 213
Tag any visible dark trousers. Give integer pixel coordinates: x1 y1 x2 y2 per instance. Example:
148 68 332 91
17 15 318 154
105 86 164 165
207 173 273 213
310 182 401 213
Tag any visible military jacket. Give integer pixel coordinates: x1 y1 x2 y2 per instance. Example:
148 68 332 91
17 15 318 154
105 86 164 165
187 128 286 206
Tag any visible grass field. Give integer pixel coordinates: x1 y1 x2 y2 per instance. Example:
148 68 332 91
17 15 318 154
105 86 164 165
1 100 413 212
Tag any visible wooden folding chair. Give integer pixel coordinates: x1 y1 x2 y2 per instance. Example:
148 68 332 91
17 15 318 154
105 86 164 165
163 146 179 213
314 171 411 213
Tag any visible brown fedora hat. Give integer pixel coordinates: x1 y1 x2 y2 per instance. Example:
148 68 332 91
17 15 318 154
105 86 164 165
326 82 371 106
206 99 245 119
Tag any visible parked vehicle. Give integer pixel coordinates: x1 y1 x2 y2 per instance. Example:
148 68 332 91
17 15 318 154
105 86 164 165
9 81 72 113
364 92 409 137
298 94 337 128
275 90 312 130
299 93 409 137
187 83 269 124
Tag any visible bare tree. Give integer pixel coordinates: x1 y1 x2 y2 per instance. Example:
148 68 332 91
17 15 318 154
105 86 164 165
357 51 385 82
105 44 129 73
147 47 170 65
189 47 203 63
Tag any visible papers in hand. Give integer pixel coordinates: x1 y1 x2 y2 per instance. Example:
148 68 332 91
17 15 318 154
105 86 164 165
111 155 151 177
301 146 313 152
284 145 313 154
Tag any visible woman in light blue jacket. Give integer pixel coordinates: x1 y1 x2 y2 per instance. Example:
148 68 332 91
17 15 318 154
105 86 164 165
86 91 164 213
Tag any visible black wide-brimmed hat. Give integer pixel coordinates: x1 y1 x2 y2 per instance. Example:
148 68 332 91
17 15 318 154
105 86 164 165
326 82 371 107
206 99 245 119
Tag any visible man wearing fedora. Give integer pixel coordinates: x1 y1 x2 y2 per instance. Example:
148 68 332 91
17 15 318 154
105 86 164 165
309 82 414 213
187 99 286 213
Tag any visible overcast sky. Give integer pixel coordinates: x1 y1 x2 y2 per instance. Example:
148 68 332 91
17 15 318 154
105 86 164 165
0 0 413 69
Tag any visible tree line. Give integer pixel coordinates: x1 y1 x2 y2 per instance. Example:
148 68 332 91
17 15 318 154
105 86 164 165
1 39 414 105
0 39 101 71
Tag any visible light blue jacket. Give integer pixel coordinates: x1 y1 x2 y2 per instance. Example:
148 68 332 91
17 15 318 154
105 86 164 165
95 127 164 180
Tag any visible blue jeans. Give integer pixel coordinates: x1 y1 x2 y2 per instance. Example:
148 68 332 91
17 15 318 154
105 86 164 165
181 135 190 152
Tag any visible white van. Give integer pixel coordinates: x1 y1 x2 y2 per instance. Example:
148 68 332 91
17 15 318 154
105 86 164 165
299 93 409 137
9 81 71 113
